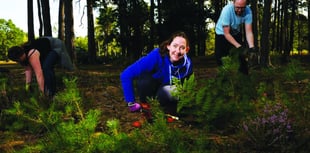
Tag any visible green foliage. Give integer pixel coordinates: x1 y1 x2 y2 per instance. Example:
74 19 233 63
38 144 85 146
54 77 84 120
96 5 122 58
174 56 256 131
171 74 197 113
283 59 306 81
2 58 310 152
0 19 26 60
75 37 88 51
236 59 310 152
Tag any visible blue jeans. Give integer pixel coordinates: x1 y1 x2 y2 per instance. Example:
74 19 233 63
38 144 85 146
42 51 59 97
137 73 178 115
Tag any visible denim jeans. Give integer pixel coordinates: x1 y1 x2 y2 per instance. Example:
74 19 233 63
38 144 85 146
137 73 178 115
42 51 59 97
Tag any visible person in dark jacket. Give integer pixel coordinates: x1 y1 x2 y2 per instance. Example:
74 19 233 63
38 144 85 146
7 36 74 97
120 31 193 116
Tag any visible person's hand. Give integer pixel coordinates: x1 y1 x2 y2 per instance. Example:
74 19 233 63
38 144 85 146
247 47 259 67
248 47 257 53
25 83 33 92
236 46 248 58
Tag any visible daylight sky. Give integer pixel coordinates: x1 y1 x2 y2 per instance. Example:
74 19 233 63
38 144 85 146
0 0 94 37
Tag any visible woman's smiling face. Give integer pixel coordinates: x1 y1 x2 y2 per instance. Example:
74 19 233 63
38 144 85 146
167 36 189 63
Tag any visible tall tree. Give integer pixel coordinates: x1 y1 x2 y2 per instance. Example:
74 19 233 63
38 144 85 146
37 0 43 36
250 0 259 50
260 0 273 67
116 0 129 57
40 0 52 36
87 0 96 64
64 0 76 63
308 0 310 52
27 0 35 41
282 0 290 63
289 0 297 54
58 0 65 40
197 0 207 56
148 0 155 51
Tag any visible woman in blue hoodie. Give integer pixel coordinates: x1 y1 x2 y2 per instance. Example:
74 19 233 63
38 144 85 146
120 31 193 116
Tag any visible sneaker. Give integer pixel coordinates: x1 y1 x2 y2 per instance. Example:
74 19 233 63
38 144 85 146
128 102 141 112
167 117 175 123
166 114 179 123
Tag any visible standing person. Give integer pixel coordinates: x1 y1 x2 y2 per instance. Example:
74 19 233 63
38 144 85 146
215 0 256 74
120 31 193 118
8 36 74 97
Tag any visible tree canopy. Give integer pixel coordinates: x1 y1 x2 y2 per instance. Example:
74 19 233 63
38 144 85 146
0 19 26 60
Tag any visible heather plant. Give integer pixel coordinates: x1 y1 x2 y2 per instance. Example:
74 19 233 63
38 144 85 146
239 60 310 152
241 101 294 152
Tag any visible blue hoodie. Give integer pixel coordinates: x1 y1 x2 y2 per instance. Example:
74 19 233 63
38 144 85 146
120 48 193 102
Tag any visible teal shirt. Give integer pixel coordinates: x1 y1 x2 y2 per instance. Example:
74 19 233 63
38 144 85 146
215 2 252 35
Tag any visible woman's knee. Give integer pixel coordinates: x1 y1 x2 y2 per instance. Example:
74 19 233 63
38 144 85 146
157 85 177 103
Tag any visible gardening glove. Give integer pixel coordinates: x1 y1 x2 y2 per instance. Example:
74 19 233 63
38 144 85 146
247 47 260 68
248 47 257 54
236 46 248 60
128 102 141 112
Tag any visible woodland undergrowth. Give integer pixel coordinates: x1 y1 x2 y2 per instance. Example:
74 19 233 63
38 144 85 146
0 57 309 152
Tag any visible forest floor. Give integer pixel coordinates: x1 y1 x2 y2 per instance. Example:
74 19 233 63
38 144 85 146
0 56 219 144
1 55 309 151
73 56 218 133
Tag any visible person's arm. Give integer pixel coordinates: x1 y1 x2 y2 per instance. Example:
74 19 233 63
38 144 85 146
120 49 160 102
24 65 33 91
24 66 32 84
28 49 44 93
223 26 242 48
245 23 254 48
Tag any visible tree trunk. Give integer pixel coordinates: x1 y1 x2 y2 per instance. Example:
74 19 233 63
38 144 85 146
289 0 296 55
271 0 278 51
197 0 206 56
308 0 310 52
282 0 290 63
148 0 155 51
250 0 259 50
87 0 96 64
64 0 75 63
27 0 35 41
37 0 43 37
58 0 65 40
117 0 129 57
40 0 52 36
260 0 272 67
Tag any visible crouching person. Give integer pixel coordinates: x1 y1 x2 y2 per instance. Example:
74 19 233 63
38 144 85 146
120 31 193 119
8 36 74 97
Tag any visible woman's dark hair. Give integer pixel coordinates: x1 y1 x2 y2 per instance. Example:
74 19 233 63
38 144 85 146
159 31 189 57
7 46 24 61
